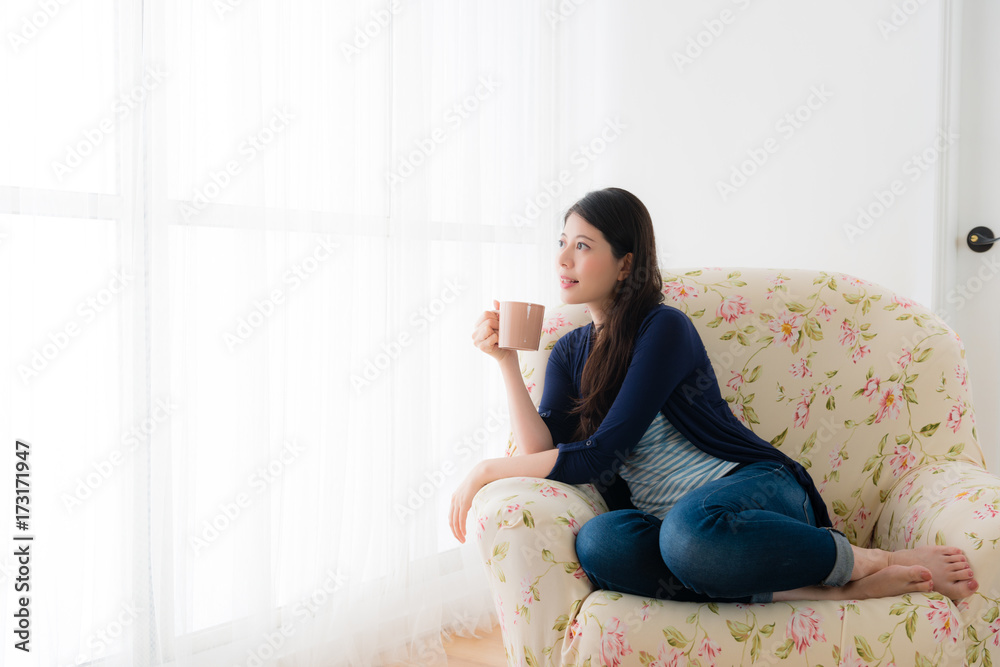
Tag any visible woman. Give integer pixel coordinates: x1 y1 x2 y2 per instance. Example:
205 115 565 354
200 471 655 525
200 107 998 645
450 186 978 603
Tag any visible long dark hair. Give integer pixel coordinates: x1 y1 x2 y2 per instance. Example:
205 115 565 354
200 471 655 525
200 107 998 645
565 187 664 442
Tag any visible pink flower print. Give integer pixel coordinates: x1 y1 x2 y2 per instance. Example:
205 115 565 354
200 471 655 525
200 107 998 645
818 478 828 494
875 385 904 423
542 314 568 335
816 304 835 321
956 364 968 386
821 384 832 395
789 358 812 378
839 319 859 347
862 376 881 401
650 643 685 667
897 347 913 369
568 618 582 642
904 510 919 544
664 281 698 302
974 503 999 520
770 311 804 348
892 295 916 308
599 617 633 667
503 502 522 518
839 647 865 667
836 603 860 621
769 275 787 288
926 599 958 644
639 600 653 621
476 514 487 540
526 381 536 395
850 344 871 364
840 274 871 287
988 618 1000 648
698 636 721 667
539 485 567 499
946 404 963 434
717 294 752 323
520 576 536 607
856 505 871 528
889 443 917 476
566 515 581 536
829 450 843 470
897 476 916 501
785 607 827 653
727 371 745 392
731 402 748 425
571 565 589 580
793 391 812 429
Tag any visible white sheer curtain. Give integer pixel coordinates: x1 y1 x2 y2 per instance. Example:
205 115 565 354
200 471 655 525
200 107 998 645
1 0 579 665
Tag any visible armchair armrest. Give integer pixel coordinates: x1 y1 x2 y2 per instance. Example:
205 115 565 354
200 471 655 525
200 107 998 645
871 461 1000 651
470 476 607 665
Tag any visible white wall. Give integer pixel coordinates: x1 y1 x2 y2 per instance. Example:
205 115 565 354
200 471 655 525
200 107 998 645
549 1 945 308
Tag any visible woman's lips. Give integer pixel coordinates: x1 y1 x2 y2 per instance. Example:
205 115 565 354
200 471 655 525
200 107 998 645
560 278 578 289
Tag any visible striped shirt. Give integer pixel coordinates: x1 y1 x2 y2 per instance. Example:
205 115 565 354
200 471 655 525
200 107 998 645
618 411 740 520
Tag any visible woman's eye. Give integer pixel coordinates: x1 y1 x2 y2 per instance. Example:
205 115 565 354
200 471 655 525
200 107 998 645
577 242 588 250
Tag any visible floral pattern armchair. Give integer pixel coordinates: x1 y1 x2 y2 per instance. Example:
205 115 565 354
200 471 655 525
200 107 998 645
471 268 1000 667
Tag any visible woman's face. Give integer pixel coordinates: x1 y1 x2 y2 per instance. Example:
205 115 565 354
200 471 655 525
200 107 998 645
557 212 631 314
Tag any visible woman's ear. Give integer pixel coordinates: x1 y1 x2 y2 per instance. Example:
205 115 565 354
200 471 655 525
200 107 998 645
619 252 633 281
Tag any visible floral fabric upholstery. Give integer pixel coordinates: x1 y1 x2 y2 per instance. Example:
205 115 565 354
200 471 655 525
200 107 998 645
471 268 1000 667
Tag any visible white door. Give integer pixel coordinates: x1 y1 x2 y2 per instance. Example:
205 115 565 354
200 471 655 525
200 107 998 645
943 0 1000 474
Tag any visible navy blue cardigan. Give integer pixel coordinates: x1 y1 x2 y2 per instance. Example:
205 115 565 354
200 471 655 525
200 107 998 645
539 303 832 528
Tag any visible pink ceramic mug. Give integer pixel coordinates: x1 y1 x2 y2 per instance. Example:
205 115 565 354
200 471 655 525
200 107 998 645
498 301 545 351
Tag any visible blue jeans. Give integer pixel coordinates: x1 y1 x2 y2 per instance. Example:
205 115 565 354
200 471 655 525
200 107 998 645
575 461 854 603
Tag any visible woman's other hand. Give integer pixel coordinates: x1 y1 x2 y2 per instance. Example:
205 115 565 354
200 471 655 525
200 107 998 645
471 299 514 364
449 462 488 544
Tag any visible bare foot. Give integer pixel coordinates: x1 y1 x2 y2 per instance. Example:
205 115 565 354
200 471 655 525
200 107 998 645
774 565 933 602
888 545 979 601
842 565 934 600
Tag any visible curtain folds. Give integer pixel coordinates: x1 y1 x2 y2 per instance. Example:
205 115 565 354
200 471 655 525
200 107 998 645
3 0 576 665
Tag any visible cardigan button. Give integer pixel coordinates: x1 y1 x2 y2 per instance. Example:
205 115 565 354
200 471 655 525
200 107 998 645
586 440 592 446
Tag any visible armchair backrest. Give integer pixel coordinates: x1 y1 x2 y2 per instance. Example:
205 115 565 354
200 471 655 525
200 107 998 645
510 267 986 546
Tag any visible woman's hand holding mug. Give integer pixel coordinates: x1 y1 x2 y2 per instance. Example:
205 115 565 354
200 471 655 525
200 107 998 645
472 299 514 364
